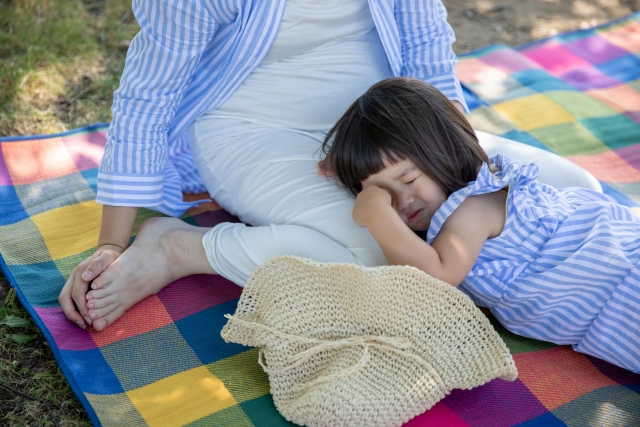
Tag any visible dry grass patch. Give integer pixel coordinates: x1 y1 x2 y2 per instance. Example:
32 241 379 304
0 0 137 137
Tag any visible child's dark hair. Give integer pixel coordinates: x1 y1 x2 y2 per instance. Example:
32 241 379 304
322 77 488 197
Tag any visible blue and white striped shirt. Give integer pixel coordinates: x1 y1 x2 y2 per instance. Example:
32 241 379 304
98 0 467 216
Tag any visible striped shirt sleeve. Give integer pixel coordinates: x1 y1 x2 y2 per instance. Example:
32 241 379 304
97 0 218 207
395 0 468 111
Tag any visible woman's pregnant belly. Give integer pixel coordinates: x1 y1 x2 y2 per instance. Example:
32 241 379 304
211 28 394 133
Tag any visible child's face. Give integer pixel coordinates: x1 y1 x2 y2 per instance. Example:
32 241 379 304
361 159 446 232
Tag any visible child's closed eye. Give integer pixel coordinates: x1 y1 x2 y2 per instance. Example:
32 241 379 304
404 178 417 186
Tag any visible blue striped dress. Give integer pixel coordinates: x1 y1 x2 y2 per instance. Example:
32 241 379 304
427 154 640 373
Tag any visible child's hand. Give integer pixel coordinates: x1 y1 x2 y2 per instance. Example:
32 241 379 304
352 185 392 226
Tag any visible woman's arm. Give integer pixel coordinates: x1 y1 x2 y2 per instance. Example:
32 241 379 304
353 186 504 286
395 0 468 111
97 205 139 252
98 0 219 208
60 0 221 327
451 101 465 114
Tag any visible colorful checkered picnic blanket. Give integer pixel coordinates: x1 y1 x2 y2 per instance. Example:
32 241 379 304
1 11 640 427
459 12 640 214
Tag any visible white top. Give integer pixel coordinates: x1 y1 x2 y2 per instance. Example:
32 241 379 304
209 0 393 132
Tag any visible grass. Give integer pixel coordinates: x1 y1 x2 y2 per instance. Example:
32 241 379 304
0 0 138 137
0 288 90 426
0 0 139 424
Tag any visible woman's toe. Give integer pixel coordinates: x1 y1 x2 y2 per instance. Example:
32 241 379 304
93 308 126 332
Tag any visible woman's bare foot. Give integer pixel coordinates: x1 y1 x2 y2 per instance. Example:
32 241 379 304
85 217 216 331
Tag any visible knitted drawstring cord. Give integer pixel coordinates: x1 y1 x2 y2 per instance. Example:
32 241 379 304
224 314 443 393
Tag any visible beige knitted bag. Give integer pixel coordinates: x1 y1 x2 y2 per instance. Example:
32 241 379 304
221 256 517 427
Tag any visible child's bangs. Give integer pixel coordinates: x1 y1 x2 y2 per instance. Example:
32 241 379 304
333 130 407 196
362 146 405 181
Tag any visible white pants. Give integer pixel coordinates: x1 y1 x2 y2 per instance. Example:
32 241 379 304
188 119 601 286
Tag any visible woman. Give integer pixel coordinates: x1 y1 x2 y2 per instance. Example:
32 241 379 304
58 0 600 331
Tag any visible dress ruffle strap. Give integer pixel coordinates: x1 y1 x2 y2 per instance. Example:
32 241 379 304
426 154 537 244
492 154 540 188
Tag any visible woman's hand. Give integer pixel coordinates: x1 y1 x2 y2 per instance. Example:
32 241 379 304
352 185 392 226
58 205 137 328
58 244 124 329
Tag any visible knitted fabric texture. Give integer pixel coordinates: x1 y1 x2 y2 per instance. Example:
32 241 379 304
221 256 518 427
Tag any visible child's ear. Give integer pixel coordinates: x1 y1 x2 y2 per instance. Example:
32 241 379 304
316 158 335 178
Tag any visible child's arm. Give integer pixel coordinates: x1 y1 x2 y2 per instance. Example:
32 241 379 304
353 186 505 286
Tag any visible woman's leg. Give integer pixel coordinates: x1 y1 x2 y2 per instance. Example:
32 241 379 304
186 117 387 285
476 130 602 192
84 118 385 329
203 223 365 285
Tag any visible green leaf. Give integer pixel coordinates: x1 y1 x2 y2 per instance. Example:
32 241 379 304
1 316 31 328
0 306 7 322
5 333 38 344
